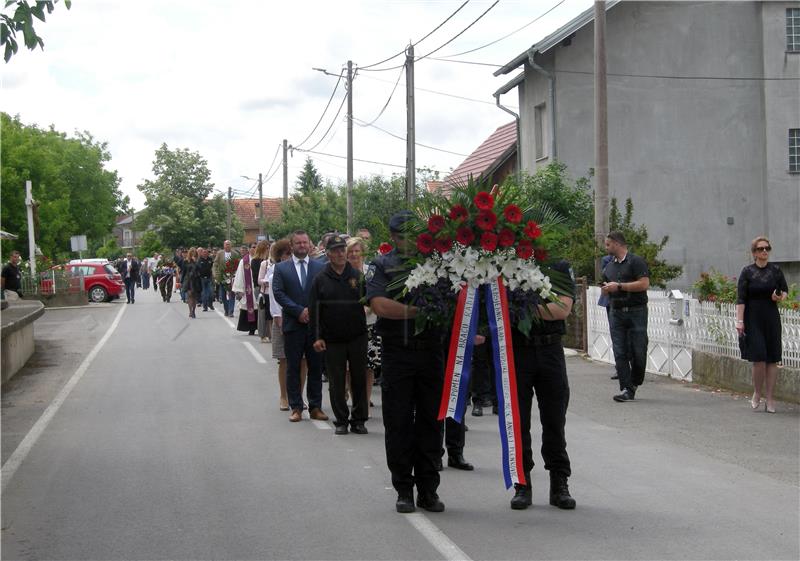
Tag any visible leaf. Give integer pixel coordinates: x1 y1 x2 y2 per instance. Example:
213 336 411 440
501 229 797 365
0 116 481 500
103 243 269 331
4 1 17 9
4 38 14 62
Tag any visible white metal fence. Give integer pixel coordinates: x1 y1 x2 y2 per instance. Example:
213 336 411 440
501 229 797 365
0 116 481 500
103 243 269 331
586 286 800 382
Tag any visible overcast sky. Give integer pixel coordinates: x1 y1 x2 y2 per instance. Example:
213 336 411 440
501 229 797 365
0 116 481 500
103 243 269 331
2 0 593 210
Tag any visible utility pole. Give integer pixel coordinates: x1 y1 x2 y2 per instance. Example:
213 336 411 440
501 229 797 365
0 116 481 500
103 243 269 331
282 139 288 204
593 0 609 281
227 186 232 241
346 60 354 235
25 180 37 277
405 44 416 205
258 172 264 238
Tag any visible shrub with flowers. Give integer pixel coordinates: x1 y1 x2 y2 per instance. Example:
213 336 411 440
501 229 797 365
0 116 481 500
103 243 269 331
693 269 738 305
391 177 569 336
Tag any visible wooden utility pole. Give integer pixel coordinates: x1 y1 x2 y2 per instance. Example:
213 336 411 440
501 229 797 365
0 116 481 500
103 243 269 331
346 60 354 235
226 186 232 241
405 44 416 204
257 172 264 237
594 0 609 281
282 139 288 204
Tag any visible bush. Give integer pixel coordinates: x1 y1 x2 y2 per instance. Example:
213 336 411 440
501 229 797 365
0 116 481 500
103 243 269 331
693 269 737 304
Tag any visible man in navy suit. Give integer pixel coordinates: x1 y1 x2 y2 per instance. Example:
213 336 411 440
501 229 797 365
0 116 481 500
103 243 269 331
117 253 140 304
272 230 329 423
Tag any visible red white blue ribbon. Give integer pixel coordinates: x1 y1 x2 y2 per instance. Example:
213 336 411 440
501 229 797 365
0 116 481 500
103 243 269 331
439 286 480 423
485 277 526 489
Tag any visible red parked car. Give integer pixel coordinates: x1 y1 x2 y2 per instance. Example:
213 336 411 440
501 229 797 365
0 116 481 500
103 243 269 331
66 262 125 302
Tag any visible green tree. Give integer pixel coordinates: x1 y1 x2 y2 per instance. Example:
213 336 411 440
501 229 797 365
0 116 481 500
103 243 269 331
609 197 682 288
1 112 126 261
136 143 242 249
295 157 324 194
1 0 71 63
137 230 163 258
95 237 122 260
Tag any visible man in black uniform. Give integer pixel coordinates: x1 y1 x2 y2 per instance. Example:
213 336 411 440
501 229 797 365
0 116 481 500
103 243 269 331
309 235 369 435
196 247 215 311
366 211 446 514
509 259 577 511
1 250 23 297
601 231 650 403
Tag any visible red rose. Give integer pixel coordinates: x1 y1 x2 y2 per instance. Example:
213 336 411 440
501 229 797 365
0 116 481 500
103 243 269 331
475 210 497 231
474 191 494 211
416 233 434 255
434 236 453 254
480 231 498 251
449 204 468 222
516 240 533 260
524 220 542 240
503 204 522 224
378 242 393 255
427 214 445 234
456 226 475 246
534 248 548 262
498 228 515 248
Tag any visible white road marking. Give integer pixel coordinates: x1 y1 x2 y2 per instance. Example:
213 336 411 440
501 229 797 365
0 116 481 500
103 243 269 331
312 420 331 430
215 307 235 328
405 513 472 561
1 303 128 493
242 341 266 364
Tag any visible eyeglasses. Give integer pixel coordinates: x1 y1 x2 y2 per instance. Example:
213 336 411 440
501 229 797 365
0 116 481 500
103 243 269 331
754 246 771 252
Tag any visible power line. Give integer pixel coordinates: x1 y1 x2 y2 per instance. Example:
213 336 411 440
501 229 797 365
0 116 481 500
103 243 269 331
262 143 282 180
358 65 405 127
358 0 471 70
301 89 349 154
414 0 499 63
353 116 469 157
556 69 800 81
428 57 501 68
292 71 344 149
438 0 565 58
294 147 448 176
357 72 514 108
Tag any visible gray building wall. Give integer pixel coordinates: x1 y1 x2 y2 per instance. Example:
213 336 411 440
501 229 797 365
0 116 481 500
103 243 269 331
517 1 800 287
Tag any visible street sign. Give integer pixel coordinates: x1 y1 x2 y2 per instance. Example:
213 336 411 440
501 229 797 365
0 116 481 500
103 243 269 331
70 235 88 252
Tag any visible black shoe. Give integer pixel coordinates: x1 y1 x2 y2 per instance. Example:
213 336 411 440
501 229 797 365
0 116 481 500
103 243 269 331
396 491 415 513
447 454 474 471
610 374 619 380
210 305 215 310
417 491 445 512
350 424 368 435
334 425 348 435
471 403 483 417
510 483 532 510
613 389 635 402
549 473 576 509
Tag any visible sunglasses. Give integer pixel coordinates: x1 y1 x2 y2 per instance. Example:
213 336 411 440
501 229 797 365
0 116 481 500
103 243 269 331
754 246 771 252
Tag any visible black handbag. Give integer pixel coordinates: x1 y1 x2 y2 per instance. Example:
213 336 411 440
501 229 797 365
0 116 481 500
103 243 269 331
738 333 748 360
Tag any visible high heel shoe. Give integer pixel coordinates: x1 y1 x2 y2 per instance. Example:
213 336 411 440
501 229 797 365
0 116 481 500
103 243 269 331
765 402 776 414
750 394 761 410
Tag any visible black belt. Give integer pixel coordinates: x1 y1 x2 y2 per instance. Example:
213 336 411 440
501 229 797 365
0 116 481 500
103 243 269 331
611 304 647 312
513 333 562 347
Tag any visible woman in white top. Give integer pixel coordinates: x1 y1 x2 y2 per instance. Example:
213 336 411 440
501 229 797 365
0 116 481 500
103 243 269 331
267 238 295 411
346 237 378 409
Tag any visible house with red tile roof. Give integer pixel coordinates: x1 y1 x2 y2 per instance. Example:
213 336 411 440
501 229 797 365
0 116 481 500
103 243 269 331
438 121 518 194
231 198 283 243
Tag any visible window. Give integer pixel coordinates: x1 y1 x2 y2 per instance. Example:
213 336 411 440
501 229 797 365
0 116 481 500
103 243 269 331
788 8 800 52
123 229 132 247
790 129 800 173
534 104 546 160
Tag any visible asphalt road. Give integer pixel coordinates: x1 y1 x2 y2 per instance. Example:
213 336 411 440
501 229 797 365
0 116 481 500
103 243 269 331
2 286 798 560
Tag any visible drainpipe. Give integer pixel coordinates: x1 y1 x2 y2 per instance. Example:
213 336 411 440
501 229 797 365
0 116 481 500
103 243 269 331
528 50 557 161
494 93 521 183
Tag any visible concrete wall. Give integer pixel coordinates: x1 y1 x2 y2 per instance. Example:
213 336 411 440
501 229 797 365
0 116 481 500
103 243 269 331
518 1 800 288
692 350 800 404
1 299 45 385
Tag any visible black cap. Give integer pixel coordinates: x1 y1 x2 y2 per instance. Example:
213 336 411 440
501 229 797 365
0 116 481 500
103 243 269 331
326 235 346 250
389 210 414 233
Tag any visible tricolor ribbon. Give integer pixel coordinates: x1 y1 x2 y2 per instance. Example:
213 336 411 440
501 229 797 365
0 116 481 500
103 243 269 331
485 277 526 489
438 286 480 423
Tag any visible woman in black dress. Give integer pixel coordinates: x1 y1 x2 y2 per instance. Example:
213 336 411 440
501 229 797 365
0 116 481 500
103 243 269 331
185 247 202 318
735 237 788 413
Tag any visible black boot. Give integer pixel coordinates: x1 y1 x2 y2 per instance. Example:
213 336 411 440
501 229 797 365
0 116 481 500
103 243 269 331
447 453 474 471
396 490 415 513
549 472 576 509
510 483 532 510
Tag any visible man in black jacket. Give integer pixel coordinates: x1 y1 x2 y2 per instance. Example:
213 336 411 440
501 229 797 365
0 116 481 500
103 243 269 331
309 235 368 435
196 247 215 311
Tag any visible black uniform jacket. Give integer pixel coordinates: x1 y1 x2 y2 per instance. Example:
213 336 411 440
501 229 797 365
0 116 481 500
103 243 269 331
308 261 366 343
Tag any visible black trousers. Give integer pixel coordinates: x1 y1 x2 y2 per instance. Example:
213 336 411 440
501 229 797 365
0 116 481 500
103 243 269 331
284 328 322 412
514 342 571 481
325 333 369 427
381 343 444 495
470 341 495 405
